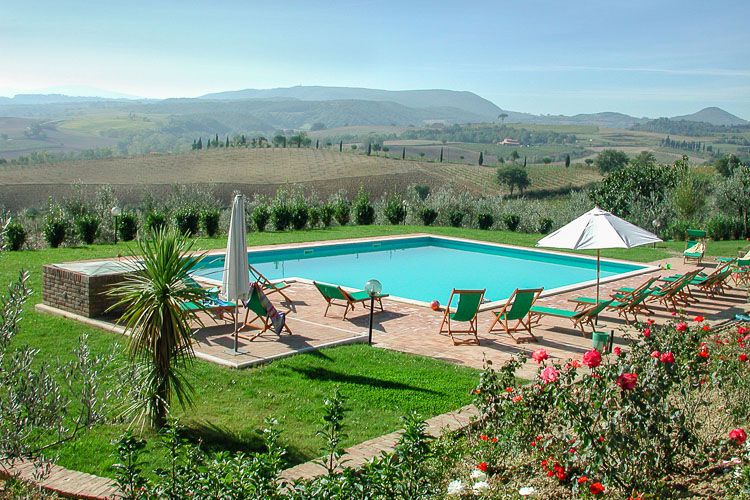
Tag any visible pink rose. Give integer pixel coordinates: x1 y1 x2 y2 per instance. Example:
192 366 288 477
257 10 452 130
730 428 747 445
650 350 661 359
616 372 637 390
643 328 651 338
659 351 675 364
613 346 622 356
532 348 549 363
582 349 602 368
540 366 560 384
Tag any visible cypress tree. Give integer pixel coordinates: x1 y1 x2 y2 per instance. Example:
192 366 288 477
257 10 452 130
197 137 202 150
402 147 406 160
206 138 210 149
226 136 230 148
439 147 443 162
316 139 319 149
478 151 484 166
214 133 219 147
339 140 343 152
192 139 196 150
523 156 527 167
367 143 371 156
564 154 571 168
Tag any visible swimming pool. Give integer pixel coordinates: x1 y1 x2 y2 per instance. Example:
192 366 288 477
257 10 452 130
193 235 651 306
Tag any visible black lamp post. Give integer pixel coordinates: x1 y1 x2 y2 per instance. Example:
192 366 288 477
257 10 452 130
111 206 122 244
364 278 382 346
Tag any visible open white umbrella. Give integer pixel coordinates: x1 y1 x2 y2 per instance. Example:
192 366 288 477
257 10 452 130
537 207 662 315
221 194 250 353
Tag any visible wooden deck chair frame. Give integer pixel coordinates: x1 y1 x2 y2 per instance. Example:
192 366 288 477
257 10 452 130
438 289 486 345
488 288 543 343
314 281 385 320
240 287 292 341
649 269 701 311
249 265 292 302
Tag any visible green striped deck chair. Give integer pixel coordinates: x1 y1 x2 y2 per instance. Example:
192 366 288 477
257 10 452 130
570 287 653 324
530 299 614 336
488 288 543 343
249 265 292 302
439 289 486 345
241 285 292 340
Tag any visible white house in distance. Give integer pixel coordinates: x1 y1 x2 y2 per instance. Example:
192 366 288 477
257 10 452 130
497 137 520 146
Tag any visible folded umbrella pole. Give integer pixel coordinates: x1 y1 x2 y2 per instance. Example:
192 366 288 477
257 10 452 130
222 194 250 354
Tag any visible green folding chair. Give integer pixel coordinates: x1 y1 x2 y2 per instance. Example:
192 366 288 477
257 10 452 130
683 229 707 264
250 265 292 302
240 285 292 341
313 281 387 320
439 289 486 345
530 299 614 336
487 288 543 343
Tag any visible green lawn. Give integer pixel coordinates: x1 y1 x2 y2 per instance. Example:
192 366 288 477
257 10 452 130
2 225 745 478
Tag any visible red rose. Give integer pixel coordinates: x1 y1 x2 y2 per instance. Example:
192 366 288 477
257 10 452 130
647 318 655 325
694 315 705 322
531 348 549 363
582 349 602 368
739 326 749 336
578 476 588 484
730 428 747 445
660 351 675 364
505 387 513 393
617 372 638 390
613 346 622 356
702 324 711 331
477 461 488 472
589 482 605 495
676 322 688 332
650 350 661 359
491 436 498 443
698 343 709 359
512 395 523 403
598 436 605 442
740 354 748 362
643 328 651 338
480 434 488 441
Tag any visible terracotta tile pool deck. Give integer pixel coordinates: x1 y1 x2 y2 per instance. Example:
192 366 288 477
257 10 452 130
152 246 748 379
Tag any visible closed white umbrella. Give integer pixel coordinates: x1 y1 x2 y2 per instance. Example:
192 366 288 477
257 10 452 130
537 207 662 317
222 194 250 353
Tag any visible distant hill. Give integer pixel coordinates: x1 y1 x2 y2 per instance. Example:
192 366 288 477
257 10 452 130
498 110 648 129
631 116 750 136
0 94 122 105
671 107 747 126
200 86 503 120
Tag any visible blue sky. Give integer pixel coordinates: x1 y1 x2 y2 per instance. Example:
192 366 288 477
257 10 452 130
2 0 748 118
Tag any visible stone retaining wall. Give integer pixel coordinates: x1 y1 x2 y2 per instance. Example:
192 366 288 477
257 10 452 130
42 265 126 318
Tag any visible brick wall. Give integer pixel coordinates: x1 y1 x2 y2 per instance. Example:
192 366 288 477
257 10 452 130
43 265 127 318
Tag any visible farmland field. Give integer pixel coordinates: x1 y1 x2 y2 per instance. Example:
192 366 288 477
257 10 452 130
0 147 600 210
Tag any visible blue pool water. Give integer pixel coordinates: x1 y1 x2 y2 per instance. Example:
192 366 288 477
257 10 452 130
193 236 646 304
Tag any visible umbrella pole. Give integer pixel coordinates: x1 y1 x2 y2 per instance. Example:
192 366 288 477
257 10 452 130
233 305 238 353
595 250 600 325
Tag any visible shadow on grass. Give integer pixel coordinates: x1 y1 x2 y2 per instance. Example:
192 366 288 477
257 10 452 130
182 421 311 465
289 366 442 395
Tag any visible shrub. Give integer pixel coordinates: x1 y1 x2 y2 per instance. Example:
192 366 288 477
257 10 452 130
447 207 464 228
352 188 375 225
383 195 407 225
290 200 309 230
414 185 430 200
118 213 138 241
200 209 221 237
270 195 292 231
667 220 690 241
319 203 335 227
418 207 438 226
308 205 321 228
477 213 494 230
75 214 100 244
173 207 200 236
251 204 270 232
3 220 26 251
43 213 68 248
539 217 554 233
707 214 740 241
503 213 521 231
333 199 351 226
145 211 167 233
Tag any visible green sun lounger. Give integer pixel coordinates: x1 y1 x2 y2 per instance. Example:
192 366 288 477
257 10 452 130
313 281 387 320
530 299 613 335
569 288 652 323
488 288 543 343
683 229 707 264
439 289 486 345
180 276 235 322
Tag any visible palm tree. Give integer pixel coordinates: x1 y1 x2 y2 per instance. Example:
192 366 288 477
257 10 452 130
109 228 206 428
